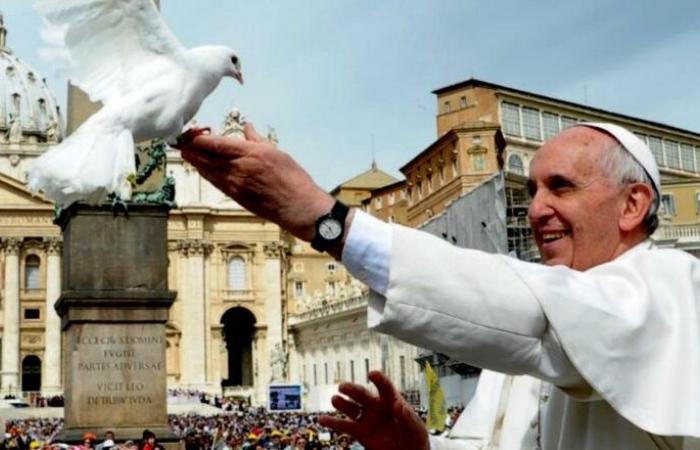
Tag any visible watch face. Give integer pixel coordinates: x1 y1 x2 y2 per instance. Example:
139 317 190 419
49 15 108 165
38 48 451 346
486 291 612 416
319 218 342 240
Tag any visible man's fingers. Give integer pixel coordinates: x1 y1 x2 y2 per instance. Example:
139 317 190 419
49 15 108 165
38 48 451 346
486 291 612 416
369 371 400 409
317 415 359 436
181 149 229 173
176 134 252 158
244 123 265 142
331 394 363 420
338 382 377 408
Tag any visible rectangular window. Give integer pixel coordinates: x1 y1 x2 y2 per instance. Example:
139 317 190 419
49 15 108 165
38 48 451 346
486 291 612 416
302 364 306 384
336 361 341 381
661 194 676 216
696 147 700 172
696 192 700 214
350 360 355 383
460 96 467 108
388 193 395 206
365 358 370 381
443 101 451 113
560 116 578 130
23 308 40 320
324 362 329 384
501 102 521 136
681 143 695 172
648 136 664 165
228 257 247 291
313 364 317 385
542 112 560 140
374 197 382 209
326 281 337 296
399 355 406 391
521 107 542 141
294 281 304 298
665 140 681 169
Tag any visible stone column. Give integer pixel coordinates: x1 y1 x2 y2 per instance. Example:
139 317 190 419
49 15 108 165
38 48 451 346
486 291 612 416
43 238 62 395
263 241 286 383
177 239 211 389
1 237 21 395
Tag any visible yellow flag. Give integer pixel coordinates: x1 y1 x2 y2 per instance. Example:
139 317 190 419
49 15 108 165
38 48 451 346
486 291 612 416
425 361 447 432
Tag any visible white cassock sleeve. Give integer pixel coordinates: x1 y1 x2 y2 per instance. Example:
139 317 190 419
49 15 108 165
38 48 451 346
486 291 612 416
343 211 700 438
343 211 583 388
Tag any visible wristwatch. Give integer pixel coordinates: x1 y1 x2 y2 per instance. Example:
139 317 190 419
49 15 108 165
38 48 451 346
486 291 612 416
311 201 350 252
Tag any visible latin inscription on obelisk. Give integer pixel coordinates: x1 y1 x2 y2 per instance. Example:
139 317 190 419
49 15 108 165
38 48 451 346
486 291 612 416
66 323 167 427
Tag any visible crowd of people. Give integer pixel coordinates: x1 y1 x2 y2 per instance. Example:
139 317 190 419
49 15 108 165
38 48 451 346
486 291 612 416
0 400 464 450
0 412 358 450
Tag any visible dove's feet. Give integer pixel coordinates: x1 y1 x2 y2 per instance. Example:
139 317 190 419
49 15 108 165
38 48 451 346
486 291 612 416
175 127 211 146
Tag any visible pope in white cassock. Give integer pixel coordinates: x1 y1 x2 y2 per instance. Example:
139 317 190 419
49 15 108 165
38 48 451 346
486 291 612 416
173 119 700 450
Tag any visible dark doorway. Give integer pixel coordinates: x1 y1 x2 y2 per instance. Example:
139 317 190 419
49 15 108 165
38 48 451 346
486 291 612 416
221 307 256 387
21 355 41 392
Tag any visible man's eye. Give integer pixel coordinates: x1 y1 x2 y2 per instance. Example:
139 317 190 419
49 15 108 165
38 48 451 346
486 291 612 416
550 178 574 192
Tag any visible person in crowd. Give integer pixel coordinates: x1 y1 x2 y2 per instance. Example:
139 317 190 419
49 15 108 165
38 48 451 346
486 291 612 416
95 431 115 450
137 431 163 450
78 433 96 450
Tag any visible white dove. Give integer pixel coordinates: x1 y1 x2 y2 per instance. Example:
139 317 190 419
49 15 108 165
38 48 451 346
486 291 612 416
29 0 243 206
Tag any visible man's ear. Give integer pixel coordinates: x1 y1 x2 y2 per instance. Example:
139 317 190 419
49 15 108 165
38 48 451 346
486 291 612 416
619 182 654 232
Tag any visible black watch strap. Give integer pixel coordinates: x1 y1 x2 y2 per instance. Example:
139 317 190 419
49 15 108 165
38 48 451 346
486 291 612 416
311 201 350 252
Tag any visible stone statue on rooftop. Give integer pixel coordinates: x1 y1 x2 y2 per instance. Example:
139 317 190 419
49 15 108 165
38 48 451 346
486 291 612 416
267 126 278 146
222 108 246 139
45 118 59 143
7 113 21 143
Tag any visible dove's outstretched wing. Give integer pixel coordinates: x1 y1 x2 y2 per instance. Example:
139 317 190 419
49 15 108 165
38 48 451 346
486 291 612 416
35 0 187 104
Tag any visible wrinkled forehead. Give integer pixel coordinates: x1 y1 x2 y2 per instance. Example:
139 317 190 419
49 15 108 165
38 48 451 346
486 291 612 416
529 127 617 177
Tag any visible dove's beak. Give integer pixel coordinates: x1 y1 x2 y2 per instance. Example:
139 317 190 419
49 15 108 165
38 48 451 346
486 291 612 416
234 71 244 85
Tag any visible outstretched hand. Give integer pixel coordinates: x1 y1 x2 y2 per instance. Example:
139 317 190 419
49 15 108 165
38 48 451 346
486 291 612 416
174 123 335 242
319 371 430 450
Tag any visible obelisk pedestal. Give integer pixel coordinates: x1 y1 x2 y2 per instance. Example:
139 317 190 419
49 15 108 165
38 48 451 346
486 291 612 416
54 205 177 445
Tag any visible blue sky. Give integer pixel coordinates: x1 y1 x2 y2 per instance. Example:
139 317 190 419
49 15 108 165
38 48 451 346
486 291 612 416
4 0 700 189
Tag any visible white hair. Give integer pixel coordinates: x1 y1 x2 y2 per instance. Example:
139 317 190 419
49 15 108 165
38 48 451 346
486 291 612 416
596 143 659 234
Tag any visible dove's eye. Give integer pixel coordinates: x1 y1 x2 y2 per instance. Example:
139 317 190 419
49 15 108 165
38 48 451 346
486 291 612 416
231 56 239 65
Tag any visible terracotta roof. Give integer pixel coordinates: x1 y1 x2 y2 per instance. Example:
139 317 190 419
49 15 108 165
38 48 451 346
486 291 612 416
330 163 399 194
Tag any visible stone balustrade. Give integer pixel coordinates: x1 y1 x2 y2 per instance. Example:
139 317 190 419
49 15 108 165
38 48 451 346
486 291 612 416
654 223 700 241
290 293 369 325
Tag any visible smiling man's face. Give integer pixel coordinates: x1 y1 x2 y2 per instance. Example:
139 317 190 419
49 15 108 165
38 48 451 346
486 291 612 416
527 127 629 271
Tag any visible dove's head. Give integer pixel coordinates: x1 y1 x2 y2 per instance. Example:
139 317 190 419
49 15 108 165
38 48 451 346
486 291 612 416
190 45 243 84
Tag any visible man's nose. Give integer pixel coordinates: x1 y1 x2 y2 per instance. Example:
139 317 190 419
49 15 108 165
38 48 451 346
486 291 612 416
527 190 553 223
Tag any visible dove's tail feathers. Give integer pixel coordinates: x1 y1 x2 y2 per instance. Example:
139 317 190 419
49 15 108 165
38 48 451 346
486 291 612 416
28 127 136 207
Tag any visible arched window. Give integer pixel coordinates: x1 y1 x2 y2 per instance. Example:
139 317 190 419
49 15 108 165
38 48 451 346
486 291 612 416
508 154 525 175
25 255 40 290
228 256 246 291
